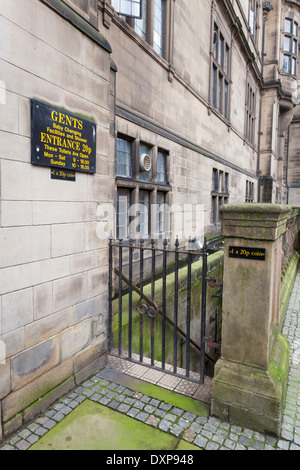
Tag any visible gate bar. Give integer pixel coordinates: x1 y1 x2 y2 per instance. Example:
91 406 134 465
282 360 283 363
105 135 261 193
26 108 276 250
162 239 168 370
139 238 144 363
118 239 123 356
186 252 192 377
108 236 113 353
113 270 215 364
128 238 133 359
151 239 156 366
173 237 179 374
200 237 208 384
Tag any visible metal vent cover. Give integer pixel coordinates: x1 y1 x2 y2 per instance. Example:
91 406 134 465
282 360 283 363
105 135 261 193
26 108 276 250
139 153 152 172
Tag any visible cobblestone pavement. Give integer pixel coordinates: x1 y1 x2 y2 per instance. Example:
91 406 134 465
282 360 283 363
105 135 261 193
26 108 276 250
1 269 300 451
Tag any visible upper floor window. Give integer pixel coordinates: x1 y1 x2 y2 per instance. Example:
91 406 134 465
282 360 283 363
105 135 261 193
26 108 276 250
211 23 230 119
245 82 256 145
249 0 258 41
113 0 167 58
283 18 298 75
112 0 142 18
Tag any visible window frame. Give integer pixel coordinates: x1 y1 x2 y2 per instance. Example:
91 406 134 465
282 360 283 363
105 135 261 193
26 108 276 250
157 149 168 185
116 135 133 179
211 22 231 120
156 191 167 238
111 0 143 19
116 0 169 59
137 189 151 237
245 82 256 145
245 181 254 203
249 0 258 42
115 134 171 240
282 17 298 76
211 168 229 225
117 187 132 240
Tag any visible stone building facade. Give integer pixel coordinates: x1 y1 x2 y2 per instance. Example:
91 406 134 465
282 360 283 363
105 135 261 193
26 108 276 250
0 0 113 440
0 0 300 440
261 0 300 204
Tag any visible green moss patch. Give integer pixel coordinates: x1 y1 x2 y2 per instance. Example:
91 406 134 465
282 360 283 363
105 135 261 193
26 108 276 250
100 368 210 416
134 382 209 417
30 400 180 451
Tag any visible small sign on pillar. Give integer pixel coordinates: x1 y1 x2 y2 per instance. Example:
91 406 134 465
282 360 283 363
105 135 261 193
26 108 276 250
229 246 266 261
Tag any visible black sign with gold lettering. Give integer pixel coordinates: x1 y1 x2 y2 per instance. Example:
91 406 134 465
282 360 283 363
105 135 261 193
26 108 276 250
229 246 266 261
51 168 76 182
31 100 96 174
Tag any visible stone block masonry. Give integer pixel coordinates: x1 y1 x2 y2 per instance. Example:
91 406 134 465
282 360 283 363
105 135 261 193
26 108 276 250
212 204 300 436
0 0 113 440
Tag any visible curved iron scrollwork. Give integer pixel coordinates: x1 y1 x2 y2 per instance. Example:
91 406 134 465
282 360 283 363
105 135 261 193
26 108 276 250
137 299 159 319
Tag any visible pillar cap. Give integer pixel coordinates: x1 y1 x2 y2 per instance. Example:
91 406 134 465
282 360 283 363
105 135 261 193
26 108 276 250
220 203 298 241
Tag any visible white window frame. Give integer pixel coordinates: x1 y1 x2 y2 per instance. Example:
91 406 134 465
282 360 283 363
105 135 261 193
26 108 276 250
111 0 142 18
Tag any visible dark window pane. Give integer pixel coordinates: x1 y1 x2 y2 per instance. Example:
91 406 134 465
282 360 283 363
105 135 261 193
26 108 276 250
117 188 131 239
157 150 168 184
117 137 132 178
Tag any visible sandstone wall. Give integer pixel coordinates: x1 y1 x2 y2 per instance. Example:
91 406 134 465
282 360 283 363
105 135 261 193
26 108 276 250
0 0 112 439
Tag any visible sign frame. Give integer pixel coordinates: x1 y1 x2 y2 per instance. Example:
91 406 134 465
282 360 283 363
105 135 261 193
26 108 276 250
229 246 266 261
31 100 96 174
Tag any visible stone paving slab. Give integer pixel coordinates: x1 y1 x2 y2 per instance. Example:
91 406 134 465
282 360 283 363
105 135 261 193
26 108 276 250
0 366 292 451
28 400 186 451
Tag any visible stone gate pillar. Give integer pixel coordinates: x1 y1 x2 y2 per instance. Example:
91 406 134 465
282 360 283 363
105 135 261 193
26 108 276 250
211 204 291 436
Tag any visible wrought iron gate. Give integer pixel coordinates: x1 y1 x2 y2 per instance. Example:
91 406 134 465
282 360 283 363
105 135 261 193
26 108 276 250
108 237 221 384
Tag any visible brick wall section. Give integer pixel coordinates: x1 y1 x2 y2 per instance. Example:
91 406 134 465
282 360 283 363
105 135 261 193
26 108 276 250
0 0 112 439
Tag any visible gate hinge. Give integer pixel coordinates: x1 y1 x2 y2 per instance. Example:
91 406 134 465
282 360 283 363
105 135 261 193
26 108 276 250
204 336 221 350
206 277 223 289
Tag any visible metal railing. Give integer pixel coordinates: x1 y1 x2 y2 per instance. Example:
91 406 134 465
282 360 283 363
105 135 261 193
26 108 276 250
108 237 220 384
